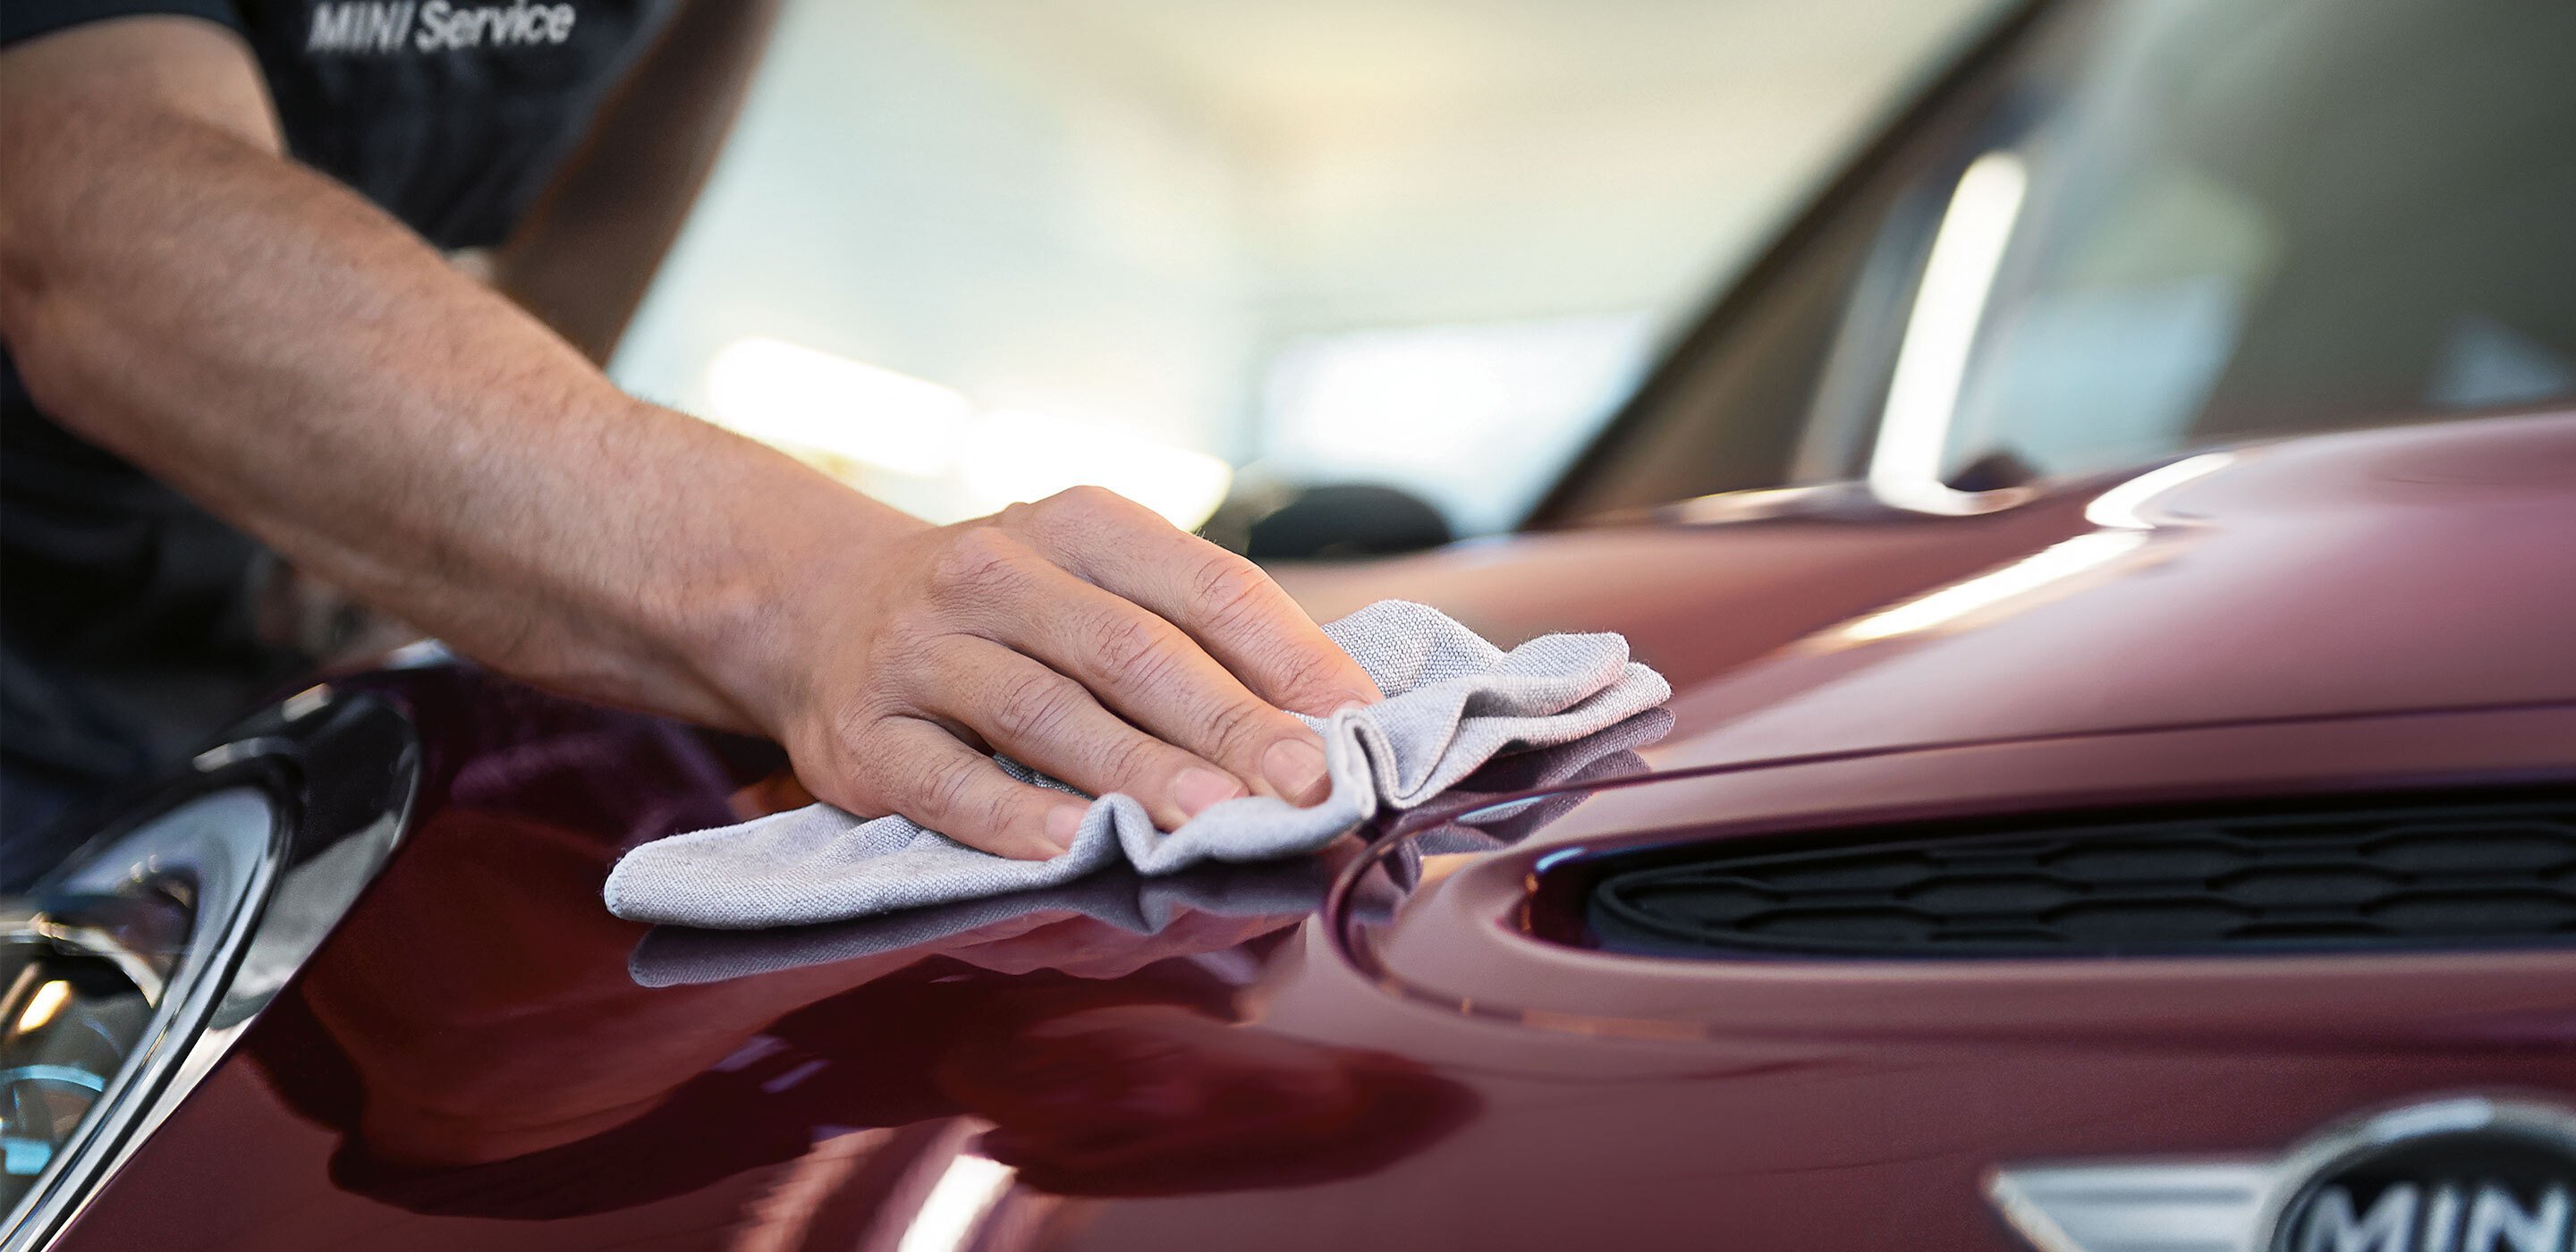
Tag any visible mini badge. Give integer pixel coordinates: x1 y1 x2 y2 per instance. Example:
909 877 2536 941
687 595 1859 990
1988 1096 2576 1252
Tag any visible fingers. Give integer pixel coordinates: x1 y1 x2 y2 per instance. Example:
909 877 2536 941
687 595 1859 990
905 634 1246 830
1003 486 1385 717
929 529 1339 806
848 715 1089 860
800 487 1374 855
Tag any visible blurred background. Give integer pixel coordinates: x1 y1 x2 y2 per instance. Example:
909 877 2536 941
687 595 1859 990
607 0 2001 539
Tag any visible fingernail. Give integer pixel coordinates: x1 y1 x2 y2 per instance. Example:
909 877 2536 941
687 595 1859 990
1263 737 1332 807
1171 767 1245 818
1045 802 1088 850
1303 689 1379 717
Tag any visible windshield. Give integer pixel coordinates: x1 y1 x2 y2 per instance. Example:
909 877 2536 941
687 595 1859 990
1548 0 2576 521
1926 0 2576 485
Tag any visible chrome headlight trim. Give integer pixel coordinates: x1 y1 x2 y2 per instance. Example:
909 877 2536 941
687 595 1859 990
2 687 418 1252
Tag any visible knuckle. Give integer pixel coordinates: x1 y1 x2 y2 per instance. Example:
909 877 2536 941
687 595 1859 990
972 783 1032 843
876 608 941 660
830 701 876 749
1198 696 1281 761
1090 612 1177 691
987 669 1081 743
1046 484 1124 518
1097 732 1171 788
1022 486 1123 545
914 754 984 827
1267 646 1355 707
931 526 1025 596
827 702 909 766
1188 553 1275 631
869 622 950 698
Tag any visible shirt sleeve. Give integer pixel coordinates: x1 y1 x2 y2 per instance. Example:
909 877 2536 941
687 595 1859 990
1 0 243 47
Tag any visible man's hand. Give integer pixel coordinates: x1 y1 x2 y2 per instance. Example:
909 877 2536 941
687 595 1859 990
757 487 1382 859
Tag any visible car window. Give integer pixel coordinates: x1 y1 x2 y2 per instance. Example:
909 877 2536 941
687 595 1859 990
1543 0 2576 523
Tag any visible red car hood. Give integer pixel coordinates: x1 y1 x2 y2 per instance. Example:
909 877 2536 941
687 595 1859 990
1284 408 2576 765
52 410 2576 1251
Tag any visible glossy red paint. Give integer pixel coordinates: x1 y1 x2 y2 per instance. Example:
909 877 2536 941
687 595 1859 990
47 410 2576 1251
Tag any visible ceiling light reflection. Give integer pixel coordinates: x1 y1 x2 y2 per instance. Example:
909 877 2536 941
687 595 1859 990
1837 530 2147 642
2082 452 2235 529
13 981 70 1035
1868 151 2029 516
894 1152 1015 1252
1833 453 2235 645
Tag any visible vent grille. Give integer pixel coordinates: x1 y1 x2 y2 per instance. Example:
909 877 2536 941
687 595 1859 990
1582 793 2576 958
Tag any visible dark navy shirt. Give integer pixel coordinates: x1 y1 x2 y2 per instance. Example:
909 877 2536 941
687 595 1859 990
0 0 673 794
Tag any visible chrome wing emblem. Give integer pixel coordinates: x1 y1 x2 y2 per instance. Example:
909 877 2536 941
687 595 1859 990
1987 1160 2274 1252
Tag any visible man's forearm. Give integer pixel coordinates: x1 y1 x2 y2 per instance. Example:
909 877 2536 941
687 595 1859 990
0 23 905 731
3 18 1388 859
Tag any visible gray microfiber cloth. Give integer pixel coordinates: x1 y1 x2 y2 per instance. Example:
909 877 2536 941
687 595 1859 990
627 715 1672 986
602 599 1671 929
631 858 1345 986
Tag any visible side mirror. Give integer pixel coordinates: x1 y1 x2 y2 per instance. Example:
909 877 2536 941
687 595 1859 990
1225 484 1454 561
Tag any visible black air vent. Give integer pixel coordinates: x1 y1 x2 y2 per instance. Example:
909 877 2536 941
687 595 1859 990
1581 793 2576 958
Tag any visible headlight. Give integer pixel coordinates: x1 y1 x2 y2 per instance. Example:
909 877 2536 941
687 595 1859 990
1 689 415 1251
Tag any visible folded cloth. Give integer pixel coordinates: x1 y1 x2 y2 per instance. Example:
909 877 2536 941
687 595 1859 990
602 600 1671 929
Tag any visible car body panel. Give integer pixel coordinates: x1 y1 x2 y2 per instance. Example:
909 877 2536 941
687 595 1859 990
1286 411 2576 765
47 410 2576 1251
